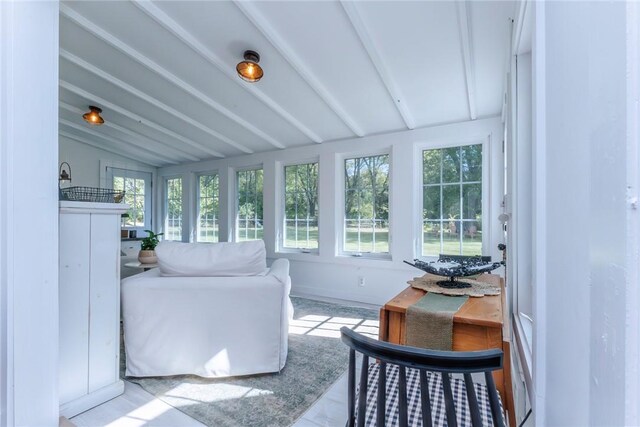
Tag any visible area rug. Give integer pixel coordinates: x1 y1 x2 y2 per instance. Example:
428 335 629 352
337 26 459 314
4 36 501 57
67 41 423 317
122 296 379 427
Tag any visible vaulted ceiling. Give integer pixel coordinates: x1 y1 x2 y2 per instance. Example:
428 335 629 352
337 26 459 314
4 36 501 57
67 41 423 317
59 1 515 167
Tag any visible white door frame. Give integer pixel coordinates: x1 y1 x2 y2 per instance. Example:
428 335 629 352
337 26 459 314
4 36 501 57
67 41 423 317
0 2 60 426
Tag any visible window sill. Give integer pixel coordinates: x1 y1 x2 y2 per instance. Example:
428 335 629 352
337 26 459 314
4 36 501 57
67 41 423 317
275 249 319 256
338 252 392 261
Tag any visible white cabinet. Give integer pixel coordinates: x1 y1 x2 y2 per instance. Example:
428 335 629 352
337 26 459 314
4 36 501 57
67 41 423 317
59 201 127 418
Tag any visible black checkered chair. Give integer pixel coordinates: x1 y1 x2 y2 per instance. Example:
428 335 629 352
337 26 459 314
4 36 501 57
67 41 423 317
340 327 506 427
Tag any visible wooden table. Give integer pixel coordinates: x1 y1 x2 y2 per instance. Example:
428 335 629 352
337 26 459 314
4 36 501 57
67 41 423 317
379 274 515 427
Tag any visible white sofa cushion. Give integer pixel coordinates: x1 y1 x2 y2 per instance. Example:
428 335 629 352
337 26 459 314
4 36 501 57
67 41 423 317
156 240 267 277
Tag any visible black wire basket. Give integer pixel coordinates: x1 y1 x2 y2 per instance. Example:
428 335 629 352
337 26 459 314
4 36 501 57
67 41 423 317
59 186 125 203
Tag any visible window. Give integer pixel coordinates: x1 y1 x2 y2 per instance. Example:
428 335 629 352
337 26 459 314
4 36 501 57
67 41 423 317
236 168 263 241
343 154 390 255
197 174 220 243
108 167 152 231
165 177 183 241
283 162 319 251
422 144 483 256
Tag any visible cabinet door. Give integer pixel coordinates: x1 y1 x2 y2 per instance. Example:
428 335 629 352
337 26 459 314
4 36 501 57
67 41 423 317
59 213 90 404
88 214 120 392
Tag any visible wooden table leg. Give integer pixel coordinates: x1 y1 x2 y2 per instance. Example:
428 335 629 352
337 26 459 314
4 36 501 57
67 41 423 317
502 340 516 427
378 307 389 342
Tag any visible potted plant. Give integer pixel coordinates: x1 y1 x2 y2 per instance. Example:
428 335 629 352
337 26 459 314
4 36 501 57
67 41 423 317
138 230 163 264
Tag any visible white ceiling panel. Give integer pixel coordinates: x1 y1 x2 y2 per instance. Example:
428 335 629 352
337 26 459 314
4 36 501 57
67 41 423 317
59 0 515 166
468 1 515 118
245 1 406 135
150 1 356 141
354 1 471 128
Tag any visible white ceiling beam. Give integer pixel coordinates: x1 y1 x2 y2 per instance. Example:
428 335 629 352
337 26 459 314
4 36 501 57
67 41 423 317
59 101 200 163
60 118 177 165
233 0 366 137
133 0 324 144
60 4 282 150
59 80 225 158
340 1 416 130
59 130 163 167
456 1 478 121
60 49 251 156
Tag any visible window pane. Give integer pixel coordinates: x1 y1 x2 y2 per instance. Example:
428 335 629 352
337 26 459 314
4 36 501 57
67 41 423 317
343 154 390 254
113 177 124 191
462 222 482 255
197 174 219 242
236 169 263 242
165 177 182 241
442 147 461 183
442 220 461 255
462 183 482 220
423 150 441 184
284 162 319 250
461 144 482 182
423 186 441 220
423 221 441 256
442 185 460 220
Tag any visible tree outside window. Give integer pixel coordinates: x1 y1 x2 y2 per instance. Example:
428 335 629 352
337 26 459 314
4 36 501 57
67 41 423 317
236 169 263 241
284 162 319 250
197 174 219 242
344 154 390 254
165 177 183 241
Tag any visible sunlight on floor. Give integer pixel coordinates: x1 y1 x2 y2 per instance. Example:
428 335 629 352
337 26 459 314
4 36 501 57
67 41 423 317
289 314 379 339
107 399 173 427
164 383 274 405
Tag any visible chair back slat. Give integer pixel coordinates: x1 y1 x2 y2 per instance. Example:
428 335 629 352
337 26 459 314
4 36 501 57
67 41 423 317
441 372 458 427
398 366 408 427
463 373 483 427
376 362 386 427
357 355 369 427
340 327 504 427
419 370 433 427
485 372 506 427
347 348 356 427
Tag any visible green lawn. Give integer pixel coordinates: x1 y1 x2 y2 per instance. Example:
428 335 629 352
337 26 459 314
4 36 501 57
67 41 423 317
186 225 481 257
344 227 389 253
423 232 482 256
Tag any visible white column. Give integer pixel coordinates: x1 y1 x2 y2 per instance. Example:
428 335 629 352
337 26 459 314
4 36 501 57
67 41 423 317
534 1 639 425
0 1 60 426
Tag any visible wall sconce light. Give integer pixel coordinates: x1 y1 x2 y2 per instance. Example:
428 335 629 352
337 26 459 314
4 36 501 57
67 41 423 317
59 162 72 187
82 105 105 125
236 50 264 82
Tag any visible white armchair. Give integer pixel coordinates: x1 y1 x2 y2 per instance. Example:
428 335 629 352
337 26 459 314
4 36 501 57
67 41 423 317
121 242 293 378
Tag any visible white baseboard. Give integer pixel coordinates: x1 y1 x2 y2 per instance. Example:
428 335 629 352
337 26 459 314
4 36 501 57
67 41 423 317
291 285 382 309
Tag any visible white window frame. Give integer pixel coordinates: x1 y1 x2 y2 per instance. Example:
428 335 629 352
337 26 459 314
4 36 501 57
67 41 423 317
106 166 152 233
418 142 487 258
195 171 220 243
279 159 320 254
414 139 489 260
164 176 184 242
234 166 264 242
338 150 392 260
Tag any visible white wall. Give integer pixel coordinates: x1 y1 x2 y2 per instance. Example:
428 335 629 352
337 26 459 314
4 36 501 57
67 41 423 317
0 2 60 426
158 117 504 305
532 1 640 425
59 136 156 188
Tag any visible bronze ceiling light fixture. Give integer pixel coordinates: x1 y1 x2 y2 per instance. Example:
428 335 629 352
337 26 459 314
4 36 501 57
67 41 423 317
82 105 105 125
236 50 263 82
